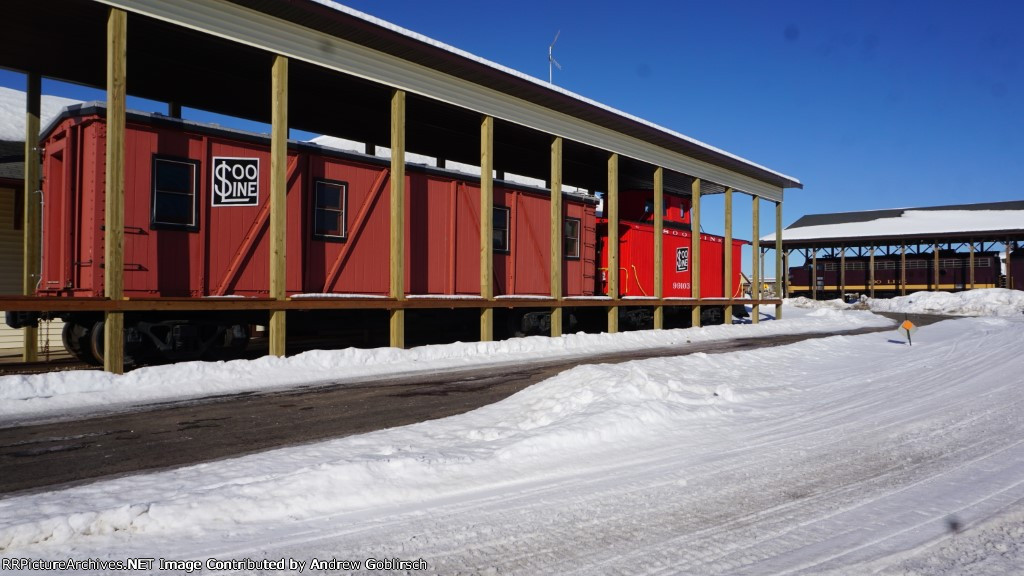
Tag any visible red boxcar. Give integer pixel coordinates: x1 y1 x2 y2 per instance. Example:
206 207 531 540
38 105 598 300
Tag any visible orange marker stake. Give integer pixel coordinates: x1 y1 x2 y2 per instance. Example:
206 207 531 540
900 316 917 346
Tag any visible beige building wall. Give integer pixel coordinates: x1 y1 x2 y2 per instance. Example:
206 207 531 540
0 186 64 356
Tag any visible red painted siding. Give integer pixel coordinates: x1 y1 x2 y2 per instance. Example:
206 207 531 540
36 111 598 300
598 219 746 298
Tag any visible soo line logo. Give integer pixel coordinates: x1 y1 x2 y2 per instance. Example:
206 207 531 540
212 157 260 206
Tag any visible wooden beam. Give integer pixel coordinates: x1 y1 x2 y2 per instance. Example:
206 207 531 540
775 200 783 319
550 135 563 337
390 89 406 348
723 187 733 321
811 249 818 301
691 178 702 327
168 102 181 119
480 115 494 341
0 295 781 313
607 153 619 333
1007 239 1014 290
840 246 846 297
901 243 907 296
751 195 759 324
268 54 288 357
104 8 127 374
969 241 975 289
653 166 664 329
869 245 876 298
782 250 790 298
22 72 41 362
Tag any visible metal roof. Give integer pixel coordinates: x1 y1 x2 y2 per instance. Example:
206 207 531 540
760 200 1024 249
787 200 1024 230
0 141 24 181
3 0 800 201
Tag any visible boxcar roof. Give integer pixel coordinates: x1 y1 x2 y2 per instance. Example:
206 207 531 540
761 200 1024 248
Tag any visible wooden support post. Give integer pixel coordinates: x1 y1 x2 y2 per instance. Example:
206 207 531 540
751 195 759 324
782 250 790 298
168 102 181 119
969 242 975 289
761 247 766 294
691 178 702 327
869 245 876 298
480 115 494 341
653 167 664 329
390 90 406 347
22 73 41 362
1008 239 1014 290
840 246 846 298
901 243 907 296
607 153 619 333
723 187 733 321
933 242 939 291
811 249 818 301
268 55 288 357
104 8 127 374
550 135 563 336
775 200 783 319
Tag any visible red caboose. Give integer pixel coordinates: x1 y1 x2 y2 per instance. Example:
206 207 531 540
597 190 746 325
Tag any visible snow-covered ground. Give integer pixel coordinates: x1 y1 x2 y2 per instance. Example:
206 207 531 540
2 290 1024 575
0 305 887 426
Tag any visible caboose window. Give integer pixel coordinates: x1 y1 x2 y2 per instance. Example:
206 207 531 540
494 206 510 252
564 217 581 259
151 156 199 230
313 179 347 240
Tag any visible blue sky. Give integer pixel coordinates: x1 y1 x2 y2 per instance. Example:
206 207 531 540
2 0 1021 275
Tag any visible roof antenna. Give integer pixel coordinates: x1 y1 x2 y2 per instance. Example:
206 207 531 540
548 30 562 84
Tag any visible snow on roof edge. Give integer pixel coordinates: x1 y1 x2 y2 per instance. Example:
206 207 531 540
761 208 1024 242
307 0 800 187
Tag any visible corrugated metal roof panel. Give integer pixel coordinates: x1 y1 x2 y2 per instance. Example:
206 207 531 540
97 0 798 200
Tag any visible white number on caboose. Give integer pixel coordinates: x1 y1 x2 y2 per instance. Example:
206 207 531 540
212 157 260 206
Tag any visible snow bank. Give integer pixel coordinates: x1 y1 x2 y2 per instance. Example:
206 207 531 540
866 289 1024 317
786 288 1024 317
1 314 1022 565
0 307 889 425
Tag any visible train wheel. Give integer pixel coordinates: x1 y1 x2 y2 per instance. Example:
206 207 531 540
88 320 145 367
88 321 106 365
224 324 251 354
62 321 100 365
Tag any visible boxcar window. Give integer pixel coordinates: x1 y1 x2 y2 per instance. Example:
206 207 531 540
564 217 581 259
152 156 199 230
313 179 347 240
493 206 510 252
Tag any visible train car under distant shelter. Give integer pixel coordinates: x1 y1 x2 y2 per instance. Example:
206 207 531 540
760 201 1024 300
